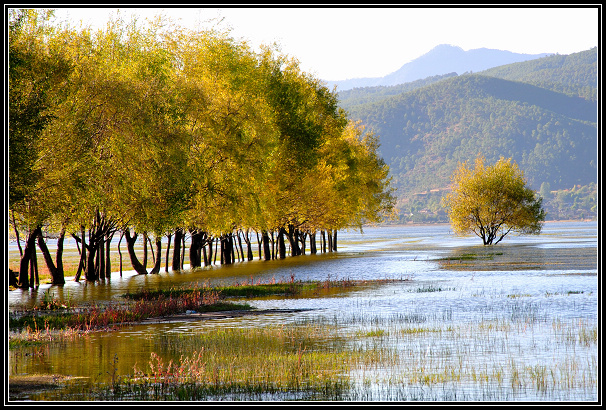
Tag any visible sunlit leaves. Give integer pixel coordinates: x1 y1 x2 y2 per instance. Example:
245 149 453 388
443 156 546 245
9 9 396 273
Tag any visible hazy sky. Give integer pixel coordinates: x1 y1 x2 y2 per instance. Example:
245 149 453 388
51 6 599 81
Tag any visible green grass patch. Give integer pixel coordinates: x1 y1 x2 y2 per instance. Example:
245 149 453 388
438 252 503 262
413 285 454 293
124 278 359 301
356 329 387 337
92 324 356 400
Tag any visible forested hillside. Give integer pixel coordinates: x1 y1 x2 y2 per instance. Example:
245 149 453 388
481 47 597 101
338 48 598 222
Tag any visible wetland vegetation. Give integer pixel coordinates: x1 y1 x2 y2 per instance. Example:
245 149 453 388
8 222 598 402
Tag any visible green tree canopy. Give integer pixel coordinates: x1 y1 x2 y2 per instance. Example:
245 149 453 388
9 9 395 285
443 156 546 245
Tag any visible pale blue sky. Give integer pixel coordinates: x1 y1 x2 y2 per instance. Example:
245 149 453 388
51 6 599 81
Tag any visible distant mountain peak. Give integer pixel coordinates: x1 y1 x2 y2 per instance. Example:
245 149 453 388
326 44 550 91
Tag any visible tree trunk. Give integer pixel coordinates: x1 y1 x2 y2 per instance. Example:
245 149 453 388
189 231 204 269
309 231 317 254
18 226 40 288
105 232 113 279
332 230 338 251
149 236 162 274
172 228 183 271
181 233 186 269
30 244 39 288
11 211 23 257
277 228 287 259
56 227 66 283
206 237 213 266
244 230 254 261
321 230 326 253
142 232 148 269
256 232 263 260
300 230 307 255
124 228 148 275
85 228 98 281
36 227 66 285
117 232 124 276
74 227 87 282
165 233 172 272
98 237 105 280
287 225 301 256
214 238 219 264
237 232 244 262
221 234 233 265
262 231 271 261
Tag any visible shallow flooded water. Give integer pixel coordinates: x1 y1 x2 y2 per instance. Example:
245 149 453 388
8 222 598 401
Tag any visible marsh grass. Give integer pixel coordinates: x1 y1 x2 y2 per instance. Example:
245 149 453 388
342 313 598 401
9 278 371 346
9 287 247 335
91 304 595 401
12 293 598 401
413 285 455 293
124 277 366 302
94 324 357 400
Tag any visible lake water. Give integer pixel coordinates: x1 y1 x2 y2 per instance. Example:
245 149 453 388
8 221 598 402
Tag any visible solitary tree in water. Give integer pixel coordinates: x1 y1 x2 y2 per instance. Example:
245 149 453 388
443 156 546 245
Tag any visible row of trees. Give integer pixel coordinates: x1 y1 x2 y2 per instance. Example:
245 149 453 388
9 10 395 288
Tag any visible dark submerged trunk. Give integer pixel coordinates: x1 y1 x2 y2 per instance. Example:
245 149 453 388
98 238 105 280
165 233 172 272
172 228 184 271
142 232 148 270
36 226 66 285
18 226 41 288
278 228 287 259
117 232 124 276
85 228 97 281
104 232 113 279
206 237 214 266
243 230 254 261
309 231 317 254
189 230 205 269
73 226 86 282
124 228 148 275
221 234 233 265
287 225 301 256
237 232 245 262
262 231 271 261
30 245 39 287
149 236 162 274
332 230 338 251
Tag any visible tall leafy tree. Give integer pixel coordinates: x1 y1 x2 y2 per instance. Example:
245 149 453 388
443 156 546 245
9 9 73 286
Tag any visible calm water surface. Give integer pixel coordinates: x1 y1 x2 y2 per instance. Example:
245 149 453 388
8 222 598 401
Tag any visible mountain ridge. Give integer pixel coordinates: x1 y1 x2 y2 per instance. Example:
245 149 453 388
325 44 551 91
337 48 598 222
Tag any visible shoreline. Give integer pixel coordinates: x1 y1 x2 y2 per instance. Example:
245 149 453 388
6 218 597 241
140 307 316 324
